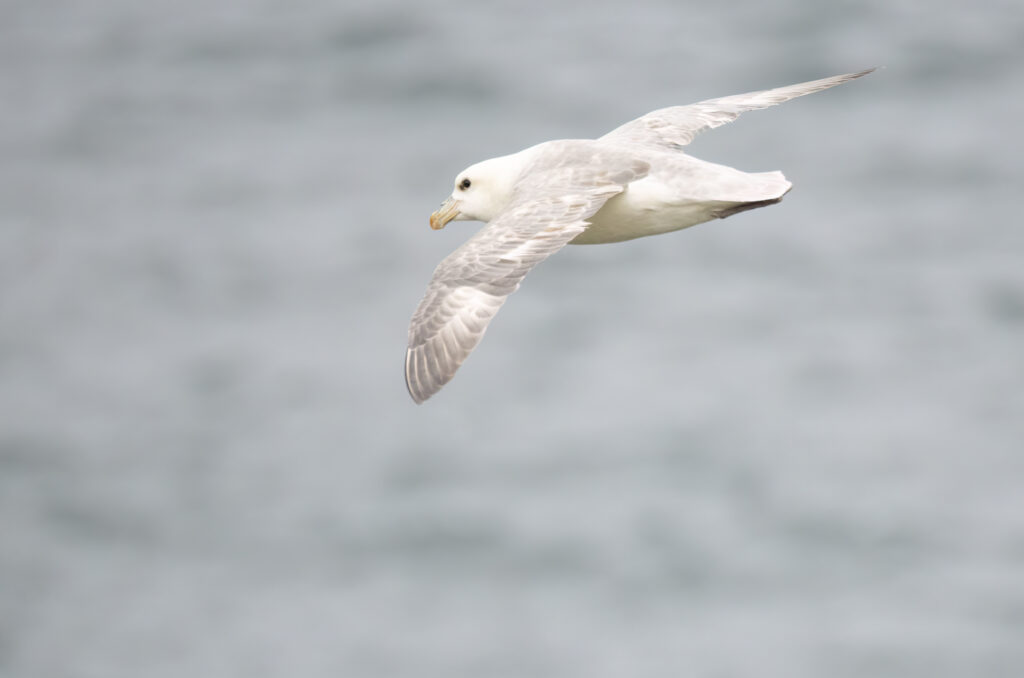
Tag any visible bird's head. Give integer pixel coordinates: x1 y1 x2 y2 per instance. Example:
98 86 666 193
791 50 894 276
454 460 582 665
430 153 525 230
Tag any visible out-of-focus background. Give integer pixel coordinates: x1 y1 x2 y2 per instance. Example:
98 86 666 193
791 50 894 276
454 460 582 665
2 1 1022 676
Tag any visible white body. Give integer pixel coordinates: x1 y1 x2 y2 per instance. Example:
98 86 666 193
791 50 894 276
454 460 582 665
572 153 791 244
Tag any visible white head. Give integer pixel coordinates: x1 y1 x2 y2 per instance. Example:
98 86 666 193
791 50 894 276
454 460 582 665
429 153 526 230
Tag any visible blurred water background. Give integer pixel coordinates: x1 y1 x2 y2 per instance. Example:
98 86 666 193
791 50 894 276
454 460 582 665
2 0 1023 676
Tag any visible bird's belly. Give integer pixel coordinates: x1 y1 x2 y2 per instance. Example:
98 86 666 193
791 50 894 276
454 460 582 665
570 182 717 245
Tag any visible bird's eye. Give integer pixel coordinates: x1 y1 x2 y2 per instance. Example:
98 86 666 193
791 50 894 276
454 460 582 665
459 178 471 190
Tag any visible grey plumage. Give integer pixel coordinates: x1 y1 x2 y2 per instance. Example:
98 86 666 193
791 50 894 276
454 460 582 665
600 69 876 149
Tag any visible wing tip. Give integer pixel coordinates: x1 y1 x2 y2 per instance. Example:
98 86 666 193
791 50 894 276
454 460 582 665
845 67 879 81
404 347 430 405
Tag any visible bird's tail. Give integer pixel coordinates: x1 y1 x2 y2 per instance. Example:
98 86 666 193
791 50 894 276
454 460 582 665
709 170 792 218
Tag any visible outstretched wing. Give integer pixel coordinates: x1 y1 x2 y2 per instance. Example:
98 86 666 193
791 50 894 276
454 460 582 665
601 69 875 150
405 145 649 404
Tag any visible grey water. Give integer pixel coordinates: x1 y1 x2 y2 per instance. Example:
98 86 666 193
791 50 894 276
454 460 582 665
2 1 1023 676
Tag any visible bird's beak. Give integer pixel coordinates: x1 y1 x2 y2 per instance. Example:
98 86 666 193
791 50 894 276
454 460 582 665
429 197 460 230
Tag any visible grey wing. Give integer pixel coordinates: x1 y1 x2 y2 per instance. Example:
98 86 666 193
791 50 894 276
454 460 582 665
405 148 649 404
600 69 875 149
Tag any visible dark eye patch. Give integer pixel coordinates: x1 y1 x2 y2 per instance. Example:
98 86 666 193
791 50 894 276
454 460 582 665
459 178 471 190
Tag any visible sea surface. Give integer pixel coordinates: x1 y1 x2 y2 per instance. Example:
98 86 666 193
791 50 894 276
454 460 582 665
2 1 1023 676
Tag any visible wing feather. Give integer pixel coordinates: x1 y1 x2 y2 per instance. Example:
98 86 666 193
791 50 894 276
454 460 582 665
601 69 875 149
405 147 649 403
